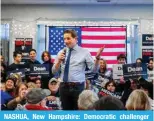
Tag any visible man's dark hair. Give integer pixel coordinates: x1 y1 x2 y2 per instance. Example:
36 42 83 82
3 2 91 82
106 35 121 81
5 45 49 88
13 51 22 58
148 58 153 63
64 29 77 38
136 58 143 63
117 54 126 60
94 96 125 110
139 80 153 99
29 49 37 54
105 80 116 90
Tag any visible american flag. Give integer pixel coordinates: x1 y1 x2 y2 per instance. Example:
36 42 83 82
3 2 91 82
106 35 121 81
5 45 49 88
49 26 126 69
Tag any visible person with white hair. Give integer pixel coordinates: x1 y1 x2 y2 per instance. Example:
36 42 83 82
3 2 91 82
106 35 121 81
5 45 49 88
78 90 99 110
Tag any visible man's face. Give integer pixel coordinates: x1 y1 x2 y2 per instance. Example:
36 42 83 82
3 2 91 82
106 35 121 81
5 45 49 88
148 60 153 70
29 51 36 61
14 54 22 63
118 58 126 64
64 33 77 48
48 82 59 93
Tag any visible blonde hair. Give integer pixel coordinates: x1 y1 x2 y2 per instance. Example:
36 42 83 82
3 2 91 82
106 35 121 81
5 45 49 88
126 89 151 110
10 73 22 86
27 82 37 89
78 90 99 110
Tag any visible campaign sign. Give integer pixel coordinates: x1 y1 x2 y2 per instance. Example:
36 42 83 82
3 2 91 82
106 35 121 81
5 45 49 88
123 63 148 80
142 34 153 63
142 49 153 63
7 69 26 78
142 34 153 46
15 38 33 63
99 88 122 99
147 69 154 82
28 64 49 76
113 64 123 81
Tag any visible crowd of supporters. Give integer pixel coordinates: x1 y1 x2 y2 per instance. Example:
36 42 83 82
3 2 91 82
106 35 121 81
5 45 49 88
0 49 153 110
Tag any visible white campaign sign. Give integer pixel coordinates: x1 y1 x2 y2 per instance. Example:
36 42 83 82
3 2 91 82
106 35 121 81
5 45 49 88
147 69 154 82
113 64 123 80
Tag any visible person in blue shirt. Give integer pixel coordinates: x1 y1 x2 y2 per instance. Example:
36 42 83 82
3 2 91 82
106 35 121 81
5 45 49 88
52 29 104 110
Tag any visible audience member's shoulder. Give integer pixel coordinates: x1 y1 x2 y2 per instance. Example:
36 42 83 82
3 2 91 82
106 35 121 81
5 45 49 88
35 60 41 64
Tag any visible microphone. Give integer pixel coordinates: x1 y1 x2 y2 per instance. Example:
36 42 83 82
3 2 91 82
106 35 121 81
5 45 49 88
62 47 67 63
63 47 66 56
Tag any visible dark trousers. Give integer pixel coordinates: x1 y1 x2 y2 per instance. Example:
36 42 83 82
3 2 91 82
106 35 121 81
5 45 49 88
59 82 84 110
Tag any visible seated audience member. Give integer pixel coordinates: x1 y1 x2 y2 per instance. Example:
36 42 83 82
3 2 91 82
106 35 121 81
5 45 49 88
0 82 5 91
0 55 7 82
27 82 37 91
139 79 154 110
34 78 42 88
1 90 13 110
26 49 41 82
24 88 52 110
147 58 153 71
121 79 138 106
95 58 112 89
4 76 17 97
7 83 28 110
78 90 99 110
1 75 17 110
94 96 125 110
147 58 154 82
10 73 22 87
7 51 22 72
126 89 151 110
105 80 116 93
46 78 61 110
136 58 143 64
41 51 54 89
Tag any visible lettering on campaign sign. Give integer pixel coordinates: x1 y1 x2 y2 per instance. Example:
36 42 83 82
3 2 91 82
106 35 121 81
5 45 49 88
113 64 123 81
142 34 153 46
29 64 49 76
15 38 33 63
142 34 153 63
7 69 26 78
99 88 122 99
147 70 154 82
123 63 147 80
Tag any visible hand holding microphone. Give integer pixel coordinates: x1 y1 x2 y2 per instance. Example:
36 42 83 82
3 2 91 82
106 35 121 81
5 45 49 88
58 48 66 63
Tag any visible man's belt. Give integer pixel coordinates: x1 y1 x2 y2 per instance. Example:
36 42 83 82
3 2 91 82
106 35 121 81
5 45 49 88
61 82 84 86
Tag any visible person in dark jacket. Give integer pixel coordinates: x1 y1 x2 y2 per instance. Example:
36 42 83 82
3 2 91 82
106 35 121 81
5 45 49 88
26 49 41 82
41 51 54 89
0 55 7 82
7 51 22 72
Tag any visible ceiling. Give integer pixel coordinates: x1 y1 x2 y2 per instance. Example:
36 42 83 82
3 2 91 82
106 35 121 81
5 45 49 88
1 0 153 5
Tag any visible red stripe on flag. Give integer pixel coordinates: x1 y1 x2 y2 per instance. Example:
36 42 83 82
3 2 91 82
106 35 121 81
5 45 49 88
105 60 118 64
81 44 125 48
82 36 126 40
90 52 126 56
82 27 126 32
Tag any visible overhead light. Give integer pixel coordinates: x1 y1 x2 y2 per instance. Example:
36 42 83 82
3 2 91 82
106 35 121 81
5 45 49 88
96 0 111 2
